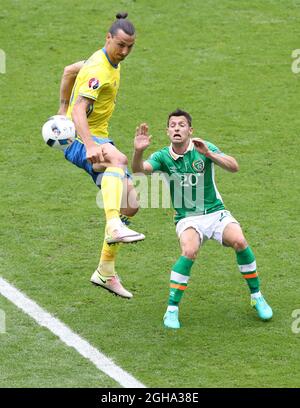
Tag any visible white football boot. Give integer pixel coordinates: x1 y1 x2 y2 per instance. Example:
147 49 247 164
105 217 145 244
90 269 133 299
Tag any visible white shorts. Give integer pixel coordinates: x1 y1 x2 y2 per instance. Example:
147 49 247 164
175 210 239 245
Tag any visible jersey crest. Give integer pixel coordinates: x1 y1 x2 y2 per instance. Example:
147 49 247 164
192 159 205 173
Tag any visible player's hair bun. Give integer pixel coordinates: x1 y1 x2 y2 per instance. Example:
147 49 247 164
109 12 134 36
116 12 128 19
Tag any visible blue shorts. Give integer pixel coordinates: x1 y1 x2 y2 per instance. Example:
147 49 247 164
64 136 131 187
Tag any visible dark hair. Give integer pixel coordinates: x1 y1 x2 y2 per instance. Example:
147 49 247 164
167 109 192 127
109 12 135 36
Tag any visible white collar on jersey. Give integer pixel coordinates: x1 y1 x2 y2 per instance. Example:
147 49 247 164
169 139 194 160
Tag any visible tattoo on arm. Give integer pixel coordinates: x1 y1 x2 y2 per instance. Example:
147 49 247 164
74 96 94 118
75 95 86 105
74 95 94 106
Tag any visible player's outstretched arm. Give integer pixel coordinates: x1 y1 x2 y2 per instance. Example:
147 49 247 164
132 123 153 174
192 138 239 173
58 60 85 115
71 95 104 163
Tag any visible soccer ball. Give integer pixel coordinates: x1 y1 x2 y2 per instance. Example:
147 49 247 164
42 115 76 150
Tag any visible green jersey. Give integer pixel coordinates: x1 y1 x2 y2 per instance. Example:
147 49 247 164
146 139 225 223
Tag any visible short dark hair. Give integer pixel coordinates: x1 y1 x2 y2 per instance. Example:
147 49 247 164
167 109 192 127
109 12 135 36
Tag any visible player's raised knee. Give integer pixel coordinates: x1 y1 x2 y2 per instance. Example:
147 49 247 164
111 152 128 167
233 236 248 251
102 144 129 167
182 248 198 260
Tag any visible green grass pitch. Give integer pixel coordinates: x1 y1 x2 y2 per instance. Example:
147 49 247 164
0 0 300 387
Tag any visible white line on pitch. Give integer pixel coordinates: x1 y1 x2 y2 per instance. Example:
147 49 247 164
0 277 146 388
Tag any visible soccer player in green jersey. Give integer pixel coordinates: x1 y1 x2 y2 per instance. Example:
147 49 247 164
132 109 273 329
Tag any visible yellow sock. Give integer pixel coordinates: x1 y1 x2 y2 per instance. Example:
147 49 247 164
101 167 124 221
98 238 120 277
98 260 116 277
100 240 120 262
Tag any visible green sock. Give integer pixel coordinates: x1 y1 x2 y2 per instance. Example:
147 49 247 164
236 246 260 294
168 256 194 306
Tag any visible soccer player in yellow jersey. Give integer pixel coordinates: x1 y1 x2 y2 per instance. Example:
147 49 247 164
57 13 144 298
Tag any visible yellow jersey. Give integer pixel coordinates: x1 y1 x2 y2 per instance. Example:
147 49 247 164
67 48 120 137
